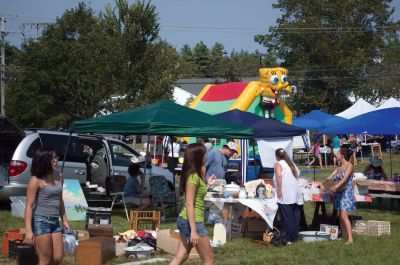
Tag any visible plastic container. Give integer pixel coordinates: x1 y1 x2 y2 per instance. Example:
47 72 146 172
299 231 331 243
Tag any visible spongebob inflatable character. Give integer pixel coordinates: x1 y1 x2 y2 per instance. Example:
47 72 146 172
228 67 293 124
190 67 293 124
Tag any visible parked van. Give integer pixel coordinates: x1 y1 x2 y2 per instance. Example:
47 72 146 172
0 130 174 202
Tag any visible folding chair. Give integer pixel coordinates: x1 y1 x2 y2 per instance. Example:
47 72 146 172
109 175 129 221
149 175 176 219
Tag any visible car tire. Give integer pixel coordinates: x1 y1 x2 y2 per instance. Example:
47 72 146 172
90 155 108 187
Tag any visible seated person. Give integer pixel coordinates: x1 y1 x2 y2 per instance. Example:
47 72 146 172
124 163 151 209
364 156 387 180
364 156 388 208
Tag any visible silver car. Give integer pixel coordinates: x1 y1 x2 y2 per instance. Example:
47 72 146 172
0 130 174 201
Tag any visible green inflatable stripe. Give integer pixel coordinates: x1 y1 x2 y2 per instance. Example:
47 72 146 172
194 100 237 115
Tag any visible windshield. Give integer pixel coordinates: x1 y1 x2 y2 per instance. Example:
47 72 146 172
108 141 141 167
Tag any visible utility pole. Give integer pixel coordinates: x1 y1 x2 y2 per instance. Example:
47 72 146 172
0 17 21 115
1 17 5 115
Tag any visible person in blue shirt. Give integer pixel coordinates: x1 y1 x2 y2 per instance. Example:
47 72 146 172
332 135 341 166
124 163 150 209
205 141 238 182
205 142 238 227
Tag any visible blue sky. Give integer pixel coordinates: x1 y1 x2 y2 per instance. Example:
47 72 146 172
1 0 399 52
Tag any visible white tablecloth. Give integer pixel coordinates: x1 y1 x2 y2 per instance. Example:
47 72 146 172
205 197 278 229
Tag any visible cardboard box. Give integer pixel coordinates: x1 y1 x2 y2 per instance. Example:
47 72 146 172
75 236 115 265
157 230 199 258
320 224 339 240
88 224 113 237
243 218 267 240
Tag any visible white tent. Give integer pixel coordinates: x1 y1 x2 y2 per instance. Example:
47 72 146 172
336 98 376 119
173 86 195 106
377 97 400 110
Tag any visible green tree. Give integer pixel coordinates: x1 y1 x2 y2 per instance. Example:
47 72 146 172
361 40 400 102
6 0 179 129
255 0 399 115
177 44 198 78
193 41 211 77
209 42 226 79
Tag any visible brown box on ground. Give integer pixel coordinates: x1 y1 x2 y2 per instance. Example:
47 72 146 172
157 230 199 258
88 224 113 237
75 236 115 265
243 218 268 240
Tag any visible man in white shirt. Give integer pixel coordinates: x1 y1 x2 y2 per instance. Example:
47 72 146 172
168 137 180 173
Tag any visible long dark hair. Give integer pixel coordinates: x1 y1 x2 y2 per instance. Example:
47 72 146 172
339 148 354 164
275 148 298 178
180 143 207 196
31 147 56 179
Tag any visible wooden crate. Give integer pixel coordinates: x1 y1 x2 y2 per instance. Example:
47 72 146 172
75 236 115 265
353 220 390 236
130 210 161 231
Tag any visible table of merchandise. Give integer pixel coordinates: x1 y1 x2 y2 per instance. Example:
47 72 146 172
204 196 278 241
301 180 373 228
353 179 400 199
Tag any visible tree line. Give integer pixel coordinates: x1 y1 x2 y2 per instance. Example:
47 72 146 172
4 0 399 129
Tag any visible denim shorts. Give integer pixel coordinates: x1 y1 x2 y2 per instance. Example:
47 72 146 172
177 216 208 238
32 215 62 237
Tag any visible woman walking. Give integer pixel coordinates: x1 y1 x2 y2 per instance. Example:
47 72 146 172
170 143 216 265
322 148 355 244
274 148 303 244
24 148 69 265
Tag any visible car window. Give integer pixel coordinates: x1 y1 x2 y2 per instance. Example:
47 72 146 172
27 138 41 158
109 141 140 167
38 133 84 163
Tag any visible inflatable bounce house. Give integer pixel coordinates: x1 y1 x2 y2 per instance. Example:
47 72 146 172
190 67 293 124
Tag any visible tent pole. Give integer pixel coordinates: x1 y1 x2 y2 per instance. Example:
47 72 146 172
252 140 257 181
170 135 178 216
153 136 156 159
390 141 393 178
61 132 72 174
139 133 151 210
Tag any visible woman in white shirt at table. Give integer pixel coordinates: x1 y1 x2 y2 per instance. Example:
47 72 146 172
273 148 303 244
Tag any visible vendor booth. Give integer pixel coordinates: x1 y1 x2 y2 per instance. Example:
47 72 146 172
71 99 254 215
320 107 400 201
216 109 306 182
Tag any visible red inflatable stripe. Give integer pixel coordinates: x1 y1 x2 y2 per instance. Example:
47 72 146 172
201 82 249 101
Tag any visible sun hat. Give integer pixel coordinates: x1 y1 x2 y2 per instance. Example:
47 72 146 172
369 156 382 167
226 141 238 154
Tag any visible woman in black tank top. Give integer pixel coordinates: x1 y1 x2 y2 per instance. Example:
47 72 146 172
24 148 69 265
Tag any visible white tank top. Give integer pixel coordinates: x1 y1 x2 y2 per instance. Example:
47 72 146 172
273 160 303 205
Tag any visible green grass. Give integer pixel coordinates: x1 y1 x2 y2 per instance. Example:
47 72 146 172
1 153 399 265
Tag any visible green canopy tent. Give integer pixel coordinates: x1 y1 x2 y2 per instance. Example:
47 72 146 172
71 99 253 138
70 99 253 215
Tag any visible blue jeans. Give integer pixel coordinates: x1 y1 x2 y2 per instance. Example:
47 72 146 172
32 215 62 237
278 204 299 242
177 216 208 238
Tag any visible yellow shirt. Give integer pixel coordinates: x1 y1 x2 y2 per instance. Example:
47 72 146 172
179 173 207 222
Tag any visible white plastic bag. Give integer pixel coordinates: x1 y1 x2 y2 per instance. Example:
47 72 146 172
63 230 78 254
